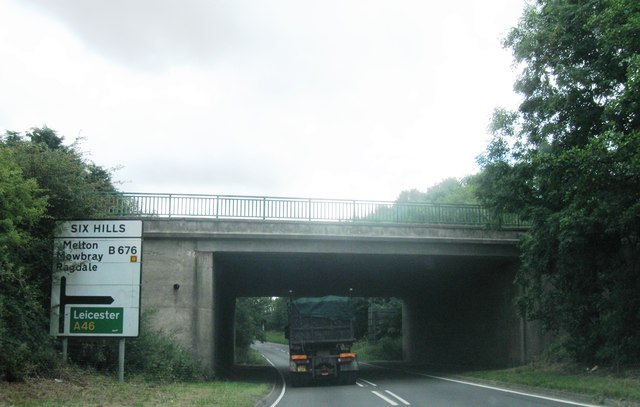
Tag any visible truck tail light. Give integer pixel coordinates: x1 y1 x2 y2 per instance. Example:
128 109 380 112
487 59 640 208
338 352 356 363
291 354 309 364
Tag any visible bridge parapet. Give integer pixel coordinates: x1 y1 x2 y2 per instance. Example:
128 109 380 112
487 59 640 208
94 192 527 227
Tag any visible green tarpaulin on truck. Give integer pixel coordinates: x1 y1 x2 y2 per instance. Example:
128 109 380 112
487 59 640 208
291 296 355 321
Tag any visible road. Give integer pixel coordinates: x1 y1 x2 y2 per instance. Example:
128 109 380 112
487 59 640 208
253 342 601 407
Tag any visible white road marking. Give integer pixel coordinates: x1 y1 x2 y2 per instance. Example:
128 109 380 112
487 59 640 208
372 391 399 406
420 374 602 407
263 355 286 407
359 378 378 387
360 362 601 407
355 381 364 387
385 390 410 405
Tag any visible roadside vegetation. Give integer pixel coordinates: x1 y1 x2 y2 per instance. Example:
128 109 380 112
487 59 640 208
476 0 640 368
1 127 121 381
66 310 209 382
0 129 269 406
264 330 287 345
352 337 403 362
0 365 269 407
466 363 640 404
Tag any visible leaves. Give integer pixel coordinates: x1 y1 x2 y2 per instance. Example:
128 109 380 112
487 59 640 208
478 0 640 365
0 127 120 380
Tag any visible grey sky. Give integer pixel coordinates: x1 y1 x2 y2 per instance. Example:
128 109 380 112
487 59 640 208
0 0 525 201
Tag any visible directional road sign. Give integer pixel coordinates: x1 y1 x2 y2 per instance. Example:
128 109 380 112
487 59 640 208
50 220 142 337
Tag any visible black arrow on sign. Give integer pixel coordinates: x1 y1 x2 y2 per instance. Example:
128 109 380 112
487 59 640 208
58 276 115 333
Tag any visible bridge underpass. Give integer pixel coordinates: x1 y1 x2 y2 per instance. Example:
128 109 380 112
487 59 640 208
139 218 546 375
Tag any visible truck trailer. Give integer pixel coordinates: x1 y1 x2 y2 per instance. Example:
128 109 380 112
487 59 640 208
286 295 358 386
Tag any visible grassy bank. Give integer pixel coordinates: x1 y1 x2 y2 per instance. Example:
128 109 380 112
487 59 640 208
466 364 640 404
0 366 270 407
352 337 403 362
264 330 287 345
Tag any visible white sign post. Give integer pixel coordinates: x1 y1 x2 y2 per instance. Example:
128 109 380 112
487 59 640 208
50 220 142 381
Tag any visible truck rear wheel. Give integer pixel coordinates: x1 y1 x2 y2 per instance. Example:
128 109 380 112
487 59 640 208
290 373 309 387
339 371 357 385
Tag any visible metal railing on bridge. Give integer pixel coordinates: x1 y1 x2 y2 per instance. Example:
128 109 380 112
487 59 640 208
93 192 526 227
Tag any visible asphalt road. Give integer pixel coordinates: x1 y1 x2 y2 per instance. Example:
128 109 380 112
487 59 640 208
253 342 601 407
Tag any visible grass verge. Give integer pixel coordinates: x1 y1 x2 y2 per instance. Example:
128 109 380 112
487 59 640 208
352 337 403 362
236 346 270 366
465 363 640 404
264 330 287 345
0 366 270 407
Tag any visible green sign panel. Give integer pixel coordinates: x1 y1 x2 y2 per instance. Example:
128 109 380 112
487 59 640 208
70 307 124 334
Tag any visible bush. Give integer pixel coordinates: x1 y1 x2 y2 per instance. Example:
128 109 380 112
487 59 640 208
353 337 403 362
126 315 208 381
67 311 207 382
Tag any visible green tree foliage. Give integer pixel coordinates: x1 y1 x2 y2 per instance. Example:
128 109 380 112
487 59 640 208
376 177 483 225
4 127 118 289
363 177 481 224
235 297 269 349
0 127 119 380
367 298 402 340
396 177 479 205
265 297 288 332
0 149 55 380
477 0 640 366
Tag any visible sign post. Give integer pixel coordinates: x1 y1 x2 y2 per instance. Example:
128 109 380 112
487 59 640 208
50 220 142 381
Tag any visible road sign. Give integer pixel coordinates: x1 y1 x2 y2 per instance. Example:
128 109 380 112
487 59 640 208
50 220 142 337
70 307 124 334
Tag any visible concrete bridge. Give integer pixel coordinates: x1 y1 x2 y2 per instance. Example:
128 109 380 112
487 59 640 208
135 214 545 374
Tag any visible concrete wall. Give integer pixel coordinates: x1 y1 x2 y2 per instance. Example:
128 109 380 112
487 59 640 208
141 238 215 373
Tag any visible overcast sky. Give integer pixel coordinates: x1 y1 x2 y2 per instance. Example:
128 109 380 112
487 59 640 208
0 0 525 201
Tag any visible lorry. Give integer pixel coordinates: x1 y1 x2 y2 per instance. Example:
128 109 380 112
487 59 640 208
286 295 358 386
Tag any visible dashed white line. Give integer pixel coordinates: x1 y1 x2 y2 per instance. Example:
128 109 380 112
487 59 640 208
385 390 410 405
372 390 399 406
355 381 364 387
359 378 378 387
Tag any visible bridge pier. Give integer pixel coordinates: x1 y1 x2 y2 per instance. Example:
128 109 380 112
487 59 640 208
213 256 236 374
194 252 215 374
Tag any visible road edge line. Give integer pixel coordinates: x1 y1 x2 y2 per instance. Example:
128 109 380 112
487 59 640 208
421 374 602 407
263 356 286 407
360 363 602 407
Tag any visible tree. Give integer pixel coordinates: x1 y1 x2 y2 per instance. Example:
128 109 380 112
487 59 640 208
266 297 288 332
477 0 640 366
0 148 54 380
235 297 270 349
0 127 120 380
396 177 479 205
4 128 119 292
367 298 402 340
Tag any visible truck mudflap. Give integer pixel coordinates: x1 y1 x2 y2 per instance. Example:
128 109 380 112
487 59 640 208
337 352 358 385
289 353 358 386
